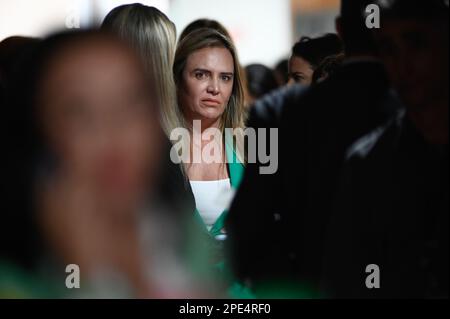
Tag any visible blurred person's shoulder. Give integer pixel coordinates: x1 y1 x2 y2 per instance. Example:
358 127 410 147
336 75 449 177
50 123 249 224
156 137 195 217
283 58 391 123
335 57 387 78
247 84 307 129
345 108 406 163
310 57 389 97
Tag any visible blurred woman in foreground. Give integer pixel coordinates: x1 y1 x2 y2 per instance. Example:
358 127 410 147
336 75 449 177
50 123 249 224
1 30 202 298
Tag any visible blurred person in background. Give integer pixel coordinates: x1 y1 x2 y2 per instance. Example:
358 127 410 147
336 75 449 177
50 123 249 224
311 53 345 85
288 33 343 86
0 36 39 98
1 30 202 298
101 4 195 218
323 0 449 298
273 58 289 87
1 37 42 297
1 36 40 197
0 37 40 163
226 0 401 298
244 63 278 105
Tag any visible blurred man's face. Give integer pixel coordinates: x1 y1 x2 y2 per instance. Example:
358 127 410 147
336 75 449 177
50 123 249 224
375 19 449 111
39 38 161 203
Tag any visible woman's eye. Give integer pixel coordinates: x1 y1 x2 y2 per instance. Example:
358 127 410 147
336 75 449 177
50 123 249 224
195 72 205 80
221 75 232 82
294 75 304 83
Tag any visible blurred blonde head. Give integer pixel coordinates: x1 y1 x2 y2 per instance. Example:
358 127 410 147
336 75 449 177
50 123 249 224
102 4 179 136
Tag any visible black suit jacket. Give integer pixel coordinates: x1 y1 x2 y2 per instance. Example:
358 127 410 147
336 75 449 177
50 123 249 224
226 59 399 294
322 113 449 298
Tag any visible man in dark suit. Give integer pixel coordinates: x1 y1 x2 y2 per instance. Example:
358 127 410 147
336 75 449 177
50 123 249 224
226 0 401 297
322 0 449 298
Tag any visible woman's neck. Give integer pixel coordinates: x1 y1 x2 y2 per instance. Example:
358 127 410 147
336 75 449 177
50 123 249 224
186 115 221 132
185 124 229 180
189 117 224 156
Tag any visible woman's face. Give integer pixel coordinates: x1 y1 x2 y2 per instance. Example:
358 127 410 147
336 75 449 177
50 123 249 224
39 38 161 202
288 55 314 86
179 46 234 127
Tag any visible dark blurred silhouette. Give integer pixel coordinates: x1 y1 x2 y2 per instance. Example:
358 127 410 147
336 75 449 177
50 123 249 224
274 58 289 86
0 37 39 95
1 36 42 275
0 37 40 153
245 64 279 105
311 53 345 85
322 0 449 298
337 0 379 56
227 0 401 298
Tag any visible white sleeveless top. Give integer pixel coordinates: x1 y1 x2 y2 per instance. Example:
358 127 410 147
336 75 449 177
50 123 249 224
189 179 232 231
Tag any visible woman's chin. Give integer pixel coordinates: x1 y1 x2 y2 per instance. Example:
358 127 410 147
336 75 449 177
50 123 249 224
196 112 222 124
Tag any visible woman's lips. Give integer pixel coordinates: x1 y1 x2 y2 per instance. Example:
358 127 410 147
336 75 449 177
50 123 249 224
201 98 221 106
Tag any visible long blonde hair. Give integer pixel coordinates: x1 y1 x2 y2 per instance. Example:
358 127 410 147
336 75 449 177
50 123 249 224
101 4 181 136
172 28 247 163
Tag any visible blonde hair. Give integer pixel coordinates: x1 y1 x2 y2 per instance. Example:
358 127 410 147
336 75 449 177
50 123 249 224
178 18 232 43
101 4 181 136
172 28 247 162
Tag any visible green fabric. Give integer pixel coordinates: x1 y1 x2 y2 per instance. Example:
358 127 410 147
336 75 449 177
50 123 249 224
250 281 325 299
0 261 63 298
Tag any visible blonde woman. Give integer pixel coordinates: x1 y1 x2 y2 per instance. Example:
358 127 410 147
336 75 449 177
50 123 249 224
179 18 232 44
101 3 182 137
101 4 195 218
171 28 247 240
178 19 251 108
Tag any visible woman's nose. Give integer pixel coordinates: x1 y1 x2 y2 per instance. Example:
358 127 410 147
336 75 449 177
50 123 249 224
206 78 220 95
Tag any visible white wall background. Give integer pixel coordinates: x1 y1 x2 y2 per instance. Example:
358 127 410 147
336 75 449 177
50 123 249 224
0 0 89 39
0 0 292 67
169 0 292 66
